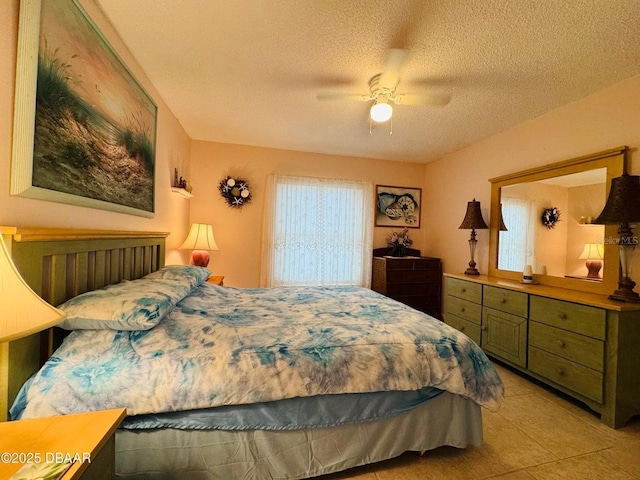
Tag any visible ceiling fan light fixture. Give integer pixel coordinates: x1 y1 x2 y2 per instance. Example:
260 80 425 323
370 101 393 123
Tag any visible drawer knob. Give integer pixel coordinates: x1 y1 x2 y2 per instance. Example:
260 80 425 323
459 325 465 332
556 339 565 348
461 288 466 293
481 325 487 331
556 367 564 376
558 312 567 320
500 298 506 304
460 307 466 312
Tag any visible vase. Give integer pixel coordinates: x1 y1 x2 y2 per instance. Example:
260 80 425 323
390 245 406 257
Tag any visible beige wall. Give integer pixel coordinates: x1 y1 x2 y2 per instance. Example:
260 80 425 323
189 141 427 287
424 74 640 278
0 0 192 264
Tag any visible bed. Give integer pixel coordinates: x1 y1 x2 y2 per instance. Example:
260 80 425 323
2 227 504 479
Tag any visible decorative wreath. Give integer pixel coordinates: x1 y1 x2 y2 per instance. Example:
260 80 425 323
218 176 251 208
541 207 561 229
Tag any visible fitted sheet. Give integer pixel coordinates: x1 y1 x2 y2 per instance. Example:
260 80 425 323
115 391 483 479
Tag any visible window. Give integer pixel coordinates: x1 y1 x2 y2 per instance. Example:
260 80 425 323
261 175 373 287
498 197 536 272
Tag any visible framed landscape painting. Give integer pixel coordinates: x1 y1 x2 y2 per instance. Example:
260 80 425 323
375 185 421 228
11 0 157 217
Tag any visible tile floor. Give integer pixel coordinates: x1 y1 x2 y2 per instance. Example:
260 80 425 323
322 362 640 479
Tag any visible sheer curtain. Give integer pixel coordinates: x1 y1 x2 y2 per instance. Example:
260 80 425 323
498 197 536 272
261 175 373 287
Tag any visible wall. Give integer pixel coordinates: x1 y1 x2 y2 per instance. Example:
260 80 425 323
189 141 427 287
424 74 640 280
0 0 192 264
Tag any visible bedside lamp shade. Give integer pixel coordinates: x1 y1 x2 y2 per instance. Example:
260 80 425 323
179 223 219 268
0 236 65 343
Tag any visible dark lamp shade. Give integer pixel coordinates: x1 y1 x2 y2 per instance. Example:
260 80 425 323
498 203 508 231
459 199 489 230
594 174 640 224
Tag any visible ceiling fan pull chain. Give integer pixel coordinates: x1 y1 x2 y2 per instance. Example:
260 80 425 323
389 116 393 135
369 117 373 135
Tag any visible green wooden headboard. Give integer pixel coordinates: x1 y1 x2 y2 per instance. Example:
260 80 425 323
0 227 169 421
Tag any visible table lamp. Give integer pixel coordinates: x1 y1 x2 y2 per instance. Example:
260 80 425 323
459 199 489 275
0 235 65 343
578 243 604 279
593 173 640 302
179 223 219 268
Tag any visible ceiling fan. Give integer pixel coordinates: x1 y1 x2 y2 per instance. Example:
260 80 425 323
317 49 451 123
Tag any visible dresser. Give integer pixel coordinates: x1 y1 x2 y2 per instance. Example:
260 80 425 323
372 253 442 319
443 273 640 429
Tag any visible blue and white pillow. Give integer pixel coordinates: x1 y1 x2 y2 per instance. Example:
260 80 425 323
143 265 211 288
57 278 192 331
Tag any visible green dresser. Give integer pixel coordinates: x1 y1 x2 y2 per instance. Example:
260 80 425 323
443 273 640 429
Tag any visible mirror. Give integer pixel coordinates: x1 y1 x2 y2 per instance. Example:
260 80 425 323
489 147 626 295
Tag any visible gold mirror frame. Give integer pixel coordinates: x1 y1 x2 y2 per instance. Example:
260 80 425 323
488 147 626 295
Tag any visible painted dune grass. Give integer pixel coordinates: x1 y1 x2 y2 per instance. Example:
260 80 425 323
33 49 154 212
31 0 156 214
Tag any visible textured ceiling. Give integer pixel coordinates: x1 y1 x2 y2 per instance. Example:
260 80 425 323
96 0 640 164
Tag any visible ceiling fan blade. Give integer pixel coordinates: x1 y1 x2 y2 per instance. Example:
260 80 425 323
393 93 452 107
377 49 410 90
316 92 371 102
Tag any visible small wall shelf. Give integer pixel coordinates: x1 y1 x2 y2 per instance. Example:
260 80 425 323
171 187 194 198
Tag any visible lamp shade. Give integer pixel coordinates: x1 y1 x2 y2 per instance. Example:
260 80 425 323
579 243 604 260
593 174 640 224
459 199 489 230
498 203 508 231
0 236 65 343
370 101 393 123
179 223 219 251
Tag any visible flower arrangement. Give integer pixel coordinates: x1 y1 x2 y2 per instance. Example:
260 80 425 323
387 227 413 257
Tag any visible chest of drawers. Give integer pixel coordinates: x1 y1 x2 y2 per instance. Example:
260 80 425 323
443 273 640 429
372 256 442 319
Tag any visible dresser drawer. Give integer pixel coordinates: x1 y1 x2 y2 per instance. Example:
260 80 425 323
529 346 603 403
483 285 528 317
387 269 440 284
529 321 604 371
529 296 606 340
387 282 440 296
444 313 481 345
444 295 482 324
446 277 482 303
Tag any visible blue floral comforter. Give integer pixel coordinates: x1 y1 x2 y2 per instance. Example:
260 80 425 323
17 285 504 419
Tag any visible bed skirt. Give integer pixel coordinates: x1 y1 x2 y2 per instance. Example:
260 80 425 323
115 392 483 479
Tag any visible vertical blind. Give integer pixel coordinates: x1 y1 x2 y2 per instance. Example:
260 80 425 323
261 175 373 287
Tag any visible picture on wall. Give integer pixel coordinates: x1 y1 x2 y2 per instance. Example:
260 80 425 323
11 0 157 217
375 185 421 228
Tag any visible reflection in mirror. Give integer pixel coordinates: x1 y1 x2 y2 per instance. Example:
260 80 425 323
497 168 606 280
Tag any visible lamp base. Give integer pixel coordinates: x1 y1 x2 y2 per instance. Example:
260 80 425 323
464 267 480 275
609 276 640 303
585 259 602 279
190 250 210 268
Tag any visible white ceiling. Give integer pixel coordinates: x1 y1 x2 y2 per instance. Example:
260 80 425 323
96 0 640 164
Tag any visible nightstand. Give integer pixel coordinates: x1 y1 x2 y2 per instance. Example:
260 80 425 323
0 408 126 479
206 275 224 286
